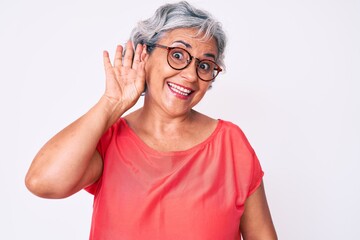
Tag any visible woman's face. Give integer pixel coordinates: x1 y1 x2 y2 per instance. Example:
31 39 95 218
143 28 219 118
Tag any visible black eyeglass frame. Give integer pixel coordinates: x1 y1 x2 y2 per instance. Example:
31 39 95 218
146 43 222 82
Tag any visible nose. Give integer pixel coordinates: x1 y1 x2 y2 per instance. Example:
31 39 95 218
179 58 198 82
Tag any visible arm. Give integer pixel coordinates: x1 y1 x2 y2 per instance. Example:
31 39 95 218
240 181 277 240
25 42 146 199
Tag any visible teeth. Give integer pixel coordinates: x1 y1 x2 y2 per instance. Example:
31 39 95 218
168 83 192 96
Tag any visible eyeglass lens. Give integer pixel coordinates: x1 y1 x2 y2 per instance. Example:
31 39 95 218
167 48 219 81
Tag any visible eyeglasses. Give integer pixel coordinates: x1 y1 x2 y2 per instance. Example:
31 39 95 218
146 43 222 82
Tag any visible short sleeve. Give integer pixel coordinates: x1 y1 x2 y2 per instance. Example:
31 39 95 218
84 119 121 194
223 121 264 207
247 152 264 197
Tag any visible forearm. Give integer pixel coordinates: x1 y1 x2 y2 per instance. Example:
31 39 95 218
26 41 145 199
25 96 126 198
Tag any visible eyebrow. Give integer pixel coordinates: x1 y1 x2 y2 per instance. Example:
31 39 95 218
173 40 192 48
172 40 217 60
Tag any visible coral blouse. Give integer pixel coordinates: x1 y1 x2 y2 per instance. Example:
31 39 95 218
86 118 263 239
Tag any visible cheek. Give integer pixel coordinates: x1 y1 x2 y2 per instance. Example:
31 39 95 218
194 83 211 99
144 61 157 83
145 61 176 84
145 63 164 88
200 82 212 92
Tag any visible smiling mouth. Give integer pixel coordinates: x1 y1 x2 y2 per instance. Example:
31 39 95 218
167 82 194 96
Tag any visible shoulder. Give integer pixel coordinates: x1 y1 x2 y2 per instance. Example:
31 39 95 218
217 119 255 154
218 119 248 139
219 119 242 131
97 118 129 151
103 117 128 136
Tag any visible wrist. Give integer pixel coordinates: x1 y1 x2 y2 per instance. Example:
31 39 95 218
96 95 127 130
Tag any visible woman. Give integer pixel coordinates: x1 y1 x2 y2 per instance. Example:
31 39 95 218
25 1 277 239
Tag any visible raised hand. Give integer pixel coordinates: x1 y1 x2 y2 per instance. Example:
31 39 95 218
25 41 147 199
102 41 146 120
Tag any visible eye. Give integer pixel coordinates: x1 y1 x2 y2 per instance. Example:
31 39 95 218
171 50 184 60
169 47 191 63
198 61 211 72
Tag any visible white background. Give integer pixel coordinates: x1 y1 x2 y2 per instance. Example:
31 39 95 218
1 0 359 239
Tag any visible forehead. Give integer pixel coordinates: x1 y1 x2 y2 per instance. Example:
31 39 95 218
159 28 218 55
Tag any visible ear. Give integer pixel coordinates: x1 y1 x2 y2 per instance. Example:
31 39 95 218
141 45 149 62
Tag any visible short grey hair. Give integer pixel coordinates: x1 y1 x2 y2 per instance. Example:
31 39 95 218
130 1 227 69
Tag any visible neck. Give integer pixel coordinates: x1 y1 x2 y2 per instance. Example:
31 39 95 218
124 100 215 152
132 106 198 135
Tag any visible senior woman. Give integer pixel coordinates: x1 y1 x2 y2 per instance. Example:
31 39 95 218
25 1 277 239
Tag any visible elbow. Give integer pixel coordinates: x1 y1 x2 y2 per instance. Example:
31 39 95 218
25 174 47 198
25 173 72 199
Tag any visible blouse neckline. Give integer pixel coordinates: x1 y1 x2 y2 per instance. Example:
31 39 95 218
121 118 224 156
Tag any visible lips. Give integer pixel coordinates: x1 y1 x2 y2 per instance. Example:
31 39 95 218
167 82 194 97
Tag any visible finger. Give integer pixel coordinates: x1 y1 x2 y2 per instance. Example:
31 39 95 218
103 50 113 72
122 41 134 68
132 44 143 70
113 45 123 68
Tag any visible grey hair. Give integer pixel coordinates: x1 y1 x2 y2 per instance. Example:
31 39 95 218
130 1 227 69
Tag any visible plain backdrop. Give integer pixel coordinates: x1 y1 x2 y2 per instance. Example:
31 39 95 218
1 0 359 239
